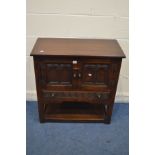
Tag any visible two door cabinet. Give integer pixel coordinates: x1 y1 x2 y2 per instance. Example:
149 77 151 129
30 38 125 124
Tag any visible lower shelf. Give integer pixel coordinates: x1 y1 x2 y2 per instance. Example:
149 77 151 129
44 114 104 121
43 102 106 122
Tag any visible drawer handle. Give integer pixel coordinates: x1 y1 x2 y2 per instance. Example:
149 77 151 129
97 94 101 98
88 73 92 77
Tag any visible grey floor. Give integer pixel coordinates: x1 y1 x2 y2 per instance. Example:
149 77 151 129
26 101 129 155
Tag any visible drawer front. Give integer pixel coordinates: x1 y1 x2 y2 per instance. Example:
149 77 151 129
41 90 111 104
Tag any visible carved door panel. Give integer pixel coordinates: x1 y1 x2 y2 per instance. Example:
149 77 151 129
80 59 111 91
39 61 73 90
38 58 120 92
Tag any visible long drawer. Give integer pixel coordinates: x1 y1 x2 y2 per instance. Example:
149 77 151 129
41 90 111 104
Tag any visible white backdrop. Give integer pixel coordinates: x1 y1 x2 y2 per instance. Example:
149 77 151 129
26 0 129 102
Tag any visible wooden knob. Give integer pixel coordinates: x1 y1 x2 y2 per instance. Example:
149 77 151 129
73 73 77 78
51 93 55 97
78 73 81 78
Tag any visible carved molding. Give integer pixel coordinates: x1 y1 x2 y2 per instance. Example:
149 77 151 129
42 91 110 100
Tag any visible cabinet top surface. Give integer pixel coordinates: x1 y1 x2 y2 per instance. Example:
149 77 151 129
30 38 125 58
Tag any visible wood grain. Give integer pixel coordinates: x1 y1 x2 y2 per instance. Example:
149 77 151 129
30 38 125 58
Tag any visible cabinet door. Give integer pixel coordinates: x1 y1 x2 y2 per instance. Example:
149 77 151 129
39 59 73 90
80 59 112 91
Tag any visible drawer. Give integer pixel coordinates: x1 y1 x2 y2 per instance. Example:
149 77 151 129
41 90 111 104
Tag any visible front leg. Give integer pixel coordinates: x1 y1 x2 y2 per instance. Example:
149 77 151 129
104 115 111 124
104 104 114 124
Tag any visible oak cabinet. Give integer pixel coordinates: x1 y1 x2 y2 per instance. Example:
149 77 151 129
31 38 125 124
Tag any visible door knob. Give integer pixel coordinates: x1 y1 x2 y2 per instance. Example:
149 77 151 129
50 93 55 97
88 73 92 77
78 73 82 78
73 73 77 78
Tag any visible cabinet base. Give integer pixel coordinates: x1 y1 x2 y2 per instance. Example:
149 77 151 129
39 101 112 124
39 116 111 124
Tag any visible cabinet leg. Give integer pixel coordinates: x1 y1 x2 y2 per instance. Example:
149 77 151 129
38 101 45 123
38 111 45 123
104 115 111 124
104 104 114 124
39 117 45 123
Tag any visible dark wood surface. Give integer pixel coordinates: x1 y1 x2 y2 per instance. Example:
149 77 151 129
30 38 125 58
31 38 125 124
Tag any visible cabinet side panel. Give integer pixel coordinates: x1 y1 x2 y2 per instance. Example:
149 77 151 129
33 56 45 122
105 58 122 123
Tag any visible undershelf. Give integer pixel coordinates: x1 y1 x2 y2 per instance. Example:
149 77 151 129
44 114 104 121
43 102 105 121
